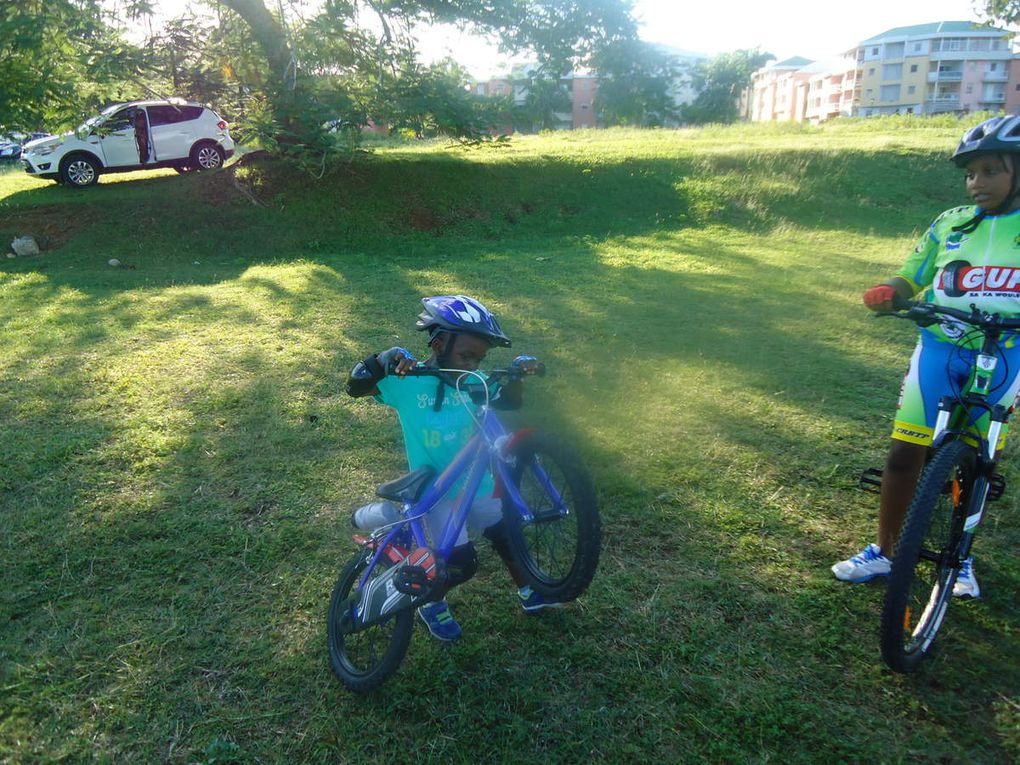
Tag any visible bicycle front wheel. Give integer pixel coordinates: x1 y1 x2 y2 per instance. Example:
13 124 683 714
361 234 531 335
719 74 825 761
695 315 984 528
502 431 601 602
327 552 413 693
880 439 976 673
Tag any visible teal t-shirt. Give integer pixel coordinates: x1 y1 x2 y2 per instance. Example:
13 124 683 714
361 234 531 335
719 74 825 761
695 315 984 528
374 371 493 496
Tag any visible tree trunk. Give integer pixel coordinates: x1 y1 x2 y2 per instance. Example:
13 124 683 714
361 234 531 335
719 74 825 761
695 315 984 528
218 0 294 86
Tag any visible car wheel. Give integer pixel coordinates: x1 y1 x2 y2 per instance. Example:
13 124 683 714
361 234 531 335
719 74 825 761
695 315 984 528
60 154 100 188
190 143 224 171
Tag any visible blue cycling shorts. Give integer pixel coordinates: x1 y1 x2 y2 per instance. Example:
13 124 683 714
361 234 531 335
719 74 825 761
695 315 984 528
892 329 1020 446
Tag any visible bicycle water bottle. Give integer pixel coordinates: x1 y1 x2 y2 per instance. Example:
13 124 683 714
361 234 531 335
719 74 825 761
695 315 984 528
352 500 400 531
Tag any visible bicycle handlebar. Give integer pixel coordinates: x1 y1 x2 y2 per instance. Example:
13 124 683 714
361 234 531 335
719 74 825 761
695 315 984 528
401 363 546 383
883 298 1020 332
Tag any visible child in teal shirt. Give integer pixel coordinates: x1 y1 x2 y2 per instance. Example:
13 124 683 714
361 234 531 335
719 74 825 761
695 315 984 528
346 295 555 640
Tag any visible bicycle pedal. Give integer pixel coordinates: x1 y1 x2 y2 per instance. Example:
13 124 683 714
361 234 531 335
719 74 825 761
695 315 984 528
394 565 431 595
859 467 883 494
393 548 446 596
988 472 1006 502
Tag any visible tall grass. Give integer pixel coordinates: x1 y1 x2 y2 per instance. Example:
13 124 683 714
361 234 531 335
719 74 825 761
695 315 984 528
1 120 1017 763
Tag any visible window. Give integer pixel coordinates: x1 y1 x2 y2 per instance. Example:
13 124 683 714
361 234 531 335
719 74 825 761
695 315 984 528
913 43 922 52
105 108 134 131
910 64 918 73
148 105 202 126
882 64 902 80
907 85 916 94
871 47 879 55
869 67 875 76
880 84 900 101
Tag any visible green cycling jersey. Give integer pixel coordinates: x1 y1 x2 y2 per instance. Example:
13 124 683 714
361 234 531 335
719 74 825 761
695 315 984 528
898 205 1020 347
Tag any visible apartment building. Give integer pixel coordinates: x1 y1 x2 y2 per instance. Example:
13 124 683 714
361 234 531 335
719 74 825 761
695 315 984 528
855 21 1020 116
747 57 815 122
470 68 592 130
749 20 1020 122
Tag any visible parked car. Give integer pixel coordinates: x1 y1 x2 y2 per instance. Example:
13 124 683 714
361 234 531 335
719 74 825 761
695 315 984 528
0 132 49 162
22 99 234 188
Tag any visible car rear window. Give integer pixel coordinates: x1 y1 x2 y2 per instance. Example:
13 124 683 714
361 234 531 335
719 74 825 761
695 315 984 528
148 105 205 126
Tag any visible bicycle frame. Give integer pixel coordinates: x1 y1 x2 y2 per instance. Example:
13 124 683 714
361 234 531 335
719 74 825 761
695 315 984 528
895 301 1020 554
354 371 565 596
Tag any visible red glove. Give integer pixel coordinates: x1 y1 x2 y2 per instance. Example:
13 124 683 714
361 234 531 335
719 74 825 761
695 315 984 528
862 284 897 311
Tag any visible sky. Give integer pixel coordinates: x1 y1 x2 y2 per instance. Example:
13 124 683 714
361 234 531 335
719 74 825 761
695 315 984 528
631 0 993 62
142 0 1003 76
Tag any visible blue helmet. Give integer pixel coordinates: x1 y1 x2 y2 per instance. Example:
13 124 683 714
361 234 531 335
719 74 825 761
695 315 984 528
951 116 1020 167
415 295 512 347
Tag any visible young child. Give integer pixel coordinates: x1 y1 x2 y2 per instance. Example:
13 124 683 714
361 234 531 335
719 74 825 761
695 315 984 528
345 295 557 641
832 116 1020 598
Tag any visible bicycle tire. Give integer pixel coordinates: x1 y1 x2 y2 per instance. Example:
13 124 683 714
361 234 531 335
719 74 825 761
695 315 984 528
880 439 976 673
502 431 601 602
327 551 414 693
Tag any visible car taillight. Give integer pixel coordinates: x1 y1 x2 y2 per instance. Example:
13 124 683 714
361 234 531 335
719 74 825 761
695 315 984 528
217 120 228 131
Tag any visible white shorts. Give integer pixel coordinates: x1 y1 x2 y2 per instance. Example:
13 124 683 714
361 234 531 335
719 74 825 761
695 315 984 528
425 495 503 547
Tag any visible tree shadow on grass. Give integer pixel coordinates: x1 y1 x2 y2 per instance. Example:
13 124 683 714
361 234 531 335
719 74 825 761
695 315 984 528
0 144 964 301
3 149 1015 760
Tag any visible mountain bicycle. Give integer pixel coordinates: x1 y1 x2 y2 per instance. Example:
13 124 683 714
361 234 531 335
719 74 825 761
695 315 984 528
874 300 1019 673
326 364 601 693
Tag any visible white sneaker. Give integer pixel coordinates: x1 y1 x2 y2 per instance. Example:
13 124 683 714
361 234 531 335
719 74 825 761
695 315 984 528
952 556 980 599
831 543 892 583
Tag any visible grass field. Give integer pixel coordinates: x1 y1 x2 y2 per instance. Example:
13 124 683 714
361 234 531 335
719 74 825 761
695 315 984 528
2 118 1018 763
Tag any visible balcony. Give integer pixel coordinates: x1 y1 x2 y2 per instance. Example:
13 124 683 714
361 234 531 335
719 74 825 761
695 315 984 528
980 93 1007 103
925 96 961 113
928 71 963 82
930 49 1012 62
983 72 1008 82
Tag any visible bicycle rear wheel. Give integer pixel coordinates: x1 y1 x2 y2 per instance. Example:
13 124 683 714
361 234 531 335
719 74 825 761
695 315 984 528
327 551 413 693
502 431 600 602
880 439 975 673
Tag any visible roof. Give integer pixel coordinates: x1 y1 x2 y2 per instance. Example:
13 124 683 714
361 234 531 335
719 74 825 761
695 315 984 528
860 21 1009 45
770 56 814 69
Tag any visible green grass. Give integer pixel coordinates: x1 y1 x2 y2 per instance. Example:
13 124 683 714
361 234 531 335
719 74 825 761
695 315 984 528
1 117 1018 763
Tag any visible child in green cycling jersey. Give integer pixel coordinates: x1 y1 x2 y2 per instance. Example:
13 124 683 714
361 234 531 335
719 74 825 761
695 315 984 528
345 295 557 641
833 116 1020 598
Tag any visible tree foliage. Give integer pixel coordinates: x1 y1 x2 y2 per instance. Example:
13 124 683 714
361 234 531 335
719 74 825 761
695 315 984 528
682 48 773 125
0 0 640 157
211 0 639 147
0 1 146 132
594 41 684 127
982 0 1020 24
509 72 572 132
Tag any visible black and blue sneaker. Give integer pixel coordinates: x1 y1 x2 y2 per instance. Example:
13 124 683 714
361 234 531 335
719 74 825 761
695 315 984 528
417 599 462 641
518 586 563 614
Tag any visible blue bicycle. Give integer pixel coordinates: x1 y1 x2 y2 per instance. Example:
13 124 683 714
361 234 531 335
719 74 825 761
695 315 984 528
327 364 601 693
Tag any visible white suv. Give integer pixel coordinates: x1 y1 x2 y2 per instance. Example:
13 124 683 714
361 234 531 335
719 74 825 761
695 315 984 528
22 99 235 188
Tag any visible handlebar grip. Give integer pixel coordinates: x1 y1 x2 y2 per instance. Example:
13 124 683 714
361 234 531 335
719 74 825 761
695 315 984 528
891 294 913 311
